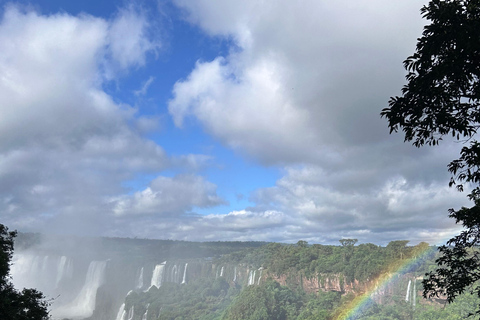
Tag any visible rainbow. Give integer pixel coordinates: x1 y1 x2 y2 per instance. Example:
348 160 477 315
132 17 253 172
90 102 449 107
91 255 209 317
333 245 436 320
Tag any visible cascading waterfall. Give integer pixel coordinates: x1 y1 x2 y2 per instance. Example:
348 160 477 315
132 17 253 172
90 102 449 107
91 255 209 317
31 255 40 271
182 263 188 284
172 264 178 283
55 256 73 288
220 266 224 277
233 267 237 282
405 279 411 302
413 278 416 307
127 306 134 320
136 267 144 289
115 303 126 320
53 260 108 319
142 304 149 320
248 270 256 286
42 256 49 271
150 262 166 289
257 269 263 285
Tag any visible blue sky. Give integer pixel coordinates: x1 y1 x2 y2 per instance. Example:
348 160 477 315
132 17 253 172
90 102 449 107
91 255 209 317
0 0 470 245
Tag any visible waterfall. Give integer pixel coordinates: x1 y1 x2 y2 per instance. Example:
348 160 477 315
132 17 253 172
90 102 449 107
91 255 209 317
172 264 178 283
41 256 49 271
413 279 416 308
53 260 108 319
181 263 188 284
220 266 224 277
257 269 263 285
142 304 149 320
56 256 73 288
150 262 166 289
127 306 134 320
248 270 256 286
31 255 40 271
233 267 237 282
405 279 411 302
115 303 126 320
136 267 144 289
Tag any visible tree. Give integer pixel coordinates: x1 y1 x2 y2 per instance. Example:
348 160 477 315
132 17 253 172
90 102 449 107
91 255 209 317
386 240 409 260
0 224 50 320
339 239 358 247
381 0 480 313
339 239 357 263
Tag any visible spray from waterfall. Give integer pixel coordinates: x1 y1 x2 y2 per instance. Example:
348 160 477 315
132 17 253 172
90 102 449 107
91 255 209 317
56 256 73 288
54 260 108 319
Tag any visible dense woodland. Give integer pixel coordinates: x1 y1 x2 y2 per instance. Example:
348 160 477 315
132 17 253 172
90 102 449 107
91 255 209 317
106 239 480 320
9 233 480 319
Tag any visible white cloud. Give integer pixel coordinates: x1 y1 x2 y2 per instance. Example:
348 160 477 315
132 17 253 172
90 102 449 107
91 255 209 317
170 0 428 165
134 76 155 96
111 174 225 216
106 6 160 73
0 1 470 246
162 0 471 244
0 6 166 235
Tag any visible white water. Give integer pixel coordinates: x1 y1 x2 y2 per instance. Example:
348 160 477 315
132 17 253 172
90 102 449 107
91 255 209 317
248 270 256 286
405 280 411 302
142 304 149 320
182 263 188 284
413 279 416 307
12 254 76 302
54 260 107 319
136 267 144 289
127 306 134 320
150 261 166 288
233 267 237 282
220 266 224 277
56 256 73 288
115 303 126 320
257 269 263 285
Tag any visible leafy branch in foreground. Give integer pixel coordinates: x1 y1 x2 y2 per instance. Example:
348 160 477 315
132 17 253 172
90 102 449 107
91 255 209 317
381 0 480 314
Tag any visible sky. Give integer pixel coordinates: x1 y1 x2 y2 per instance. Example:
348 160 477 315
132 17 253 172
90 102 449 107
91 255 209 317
0 0 471 245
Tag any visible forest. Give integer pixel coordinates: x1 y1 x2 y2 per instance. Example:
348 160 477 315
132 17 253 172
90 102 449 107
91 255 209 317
8 232 480 319
106 238 480 320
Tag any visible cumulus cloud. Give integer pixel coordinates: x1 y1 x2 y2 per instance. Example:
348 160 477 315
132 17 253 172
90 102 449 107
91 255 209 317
111 174 225 216
248 165 466 244
163 0 470 244
106 6 160 75
0 5 166 235
170 0 428 163
0 1 471 245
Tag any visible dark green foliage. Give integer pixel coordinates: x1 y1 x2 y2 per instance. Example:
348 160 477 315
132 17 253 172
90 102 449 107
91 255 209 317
222 279 304 320
116 238 480 319
381 0 480 148
381 0 480 313
123 276 236 320
0 224 49 320
297 292 341 320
